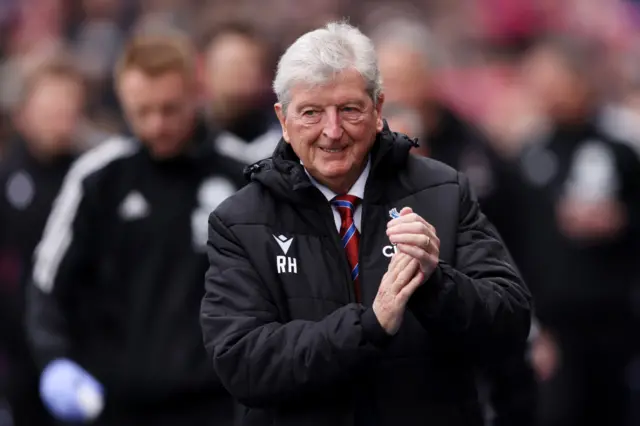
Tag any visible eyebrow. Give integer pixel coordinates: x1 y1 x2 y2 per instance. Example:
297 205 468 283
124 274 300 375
296 103 321 111
339 100 366 108
296 100 367 111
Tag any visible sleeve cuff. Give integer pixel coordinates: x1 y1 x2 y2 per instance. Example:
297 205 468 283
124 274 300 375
35 349 69 372
361 307 393 348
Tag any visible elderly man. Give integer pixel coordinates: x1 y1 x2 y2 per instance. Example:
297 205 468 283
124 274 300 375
200 22 532 426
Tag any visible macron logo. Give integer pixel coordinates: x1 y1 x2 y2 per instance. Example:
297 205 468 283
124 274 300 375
273 234 293 255
273 234 297 274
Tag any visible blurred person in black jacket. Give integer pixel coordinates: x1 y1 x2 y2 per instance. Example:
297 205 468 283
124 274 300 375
374 19 536 426
200 22 281 165
0 57 87 426
372 18 522 261
514 34 640 426
25 34 245 426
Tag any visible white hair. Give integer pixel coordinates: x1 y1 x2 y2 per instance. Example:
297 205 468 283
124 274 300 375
272 21 382 112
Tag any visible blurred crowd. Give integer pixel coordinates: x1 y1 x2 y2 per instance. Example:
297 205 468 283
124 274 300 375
2 0 640 425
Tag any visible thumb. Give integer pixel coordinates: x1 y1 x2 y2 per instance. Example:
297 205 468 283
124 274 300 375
400 207 413 216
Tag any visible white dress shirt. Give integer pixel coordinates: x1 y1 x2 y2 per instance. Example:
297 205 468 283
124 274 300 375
304 158 371 232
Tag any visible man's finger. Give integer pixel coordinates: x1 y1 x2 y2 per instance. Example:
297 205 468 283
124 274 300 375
387 212 433 231
389 233 432 251
381 253 408 290
388 254 414 283
385 253 402 280
392 258 420 294
389 250 411 269
395 243 429 262
399 207 413 216
395 257 419 283
386 222 431 237
397 270 425 304
388 252 413 280
387 213 417 227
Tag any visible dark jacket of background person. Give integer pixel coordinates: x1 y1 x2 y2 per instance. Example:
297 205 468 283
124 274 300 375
512 112 640 327
200 126 532 426
424 105 520 245
510 110 640 426
422 104 537 426
0 138 76 426
25 122 246 416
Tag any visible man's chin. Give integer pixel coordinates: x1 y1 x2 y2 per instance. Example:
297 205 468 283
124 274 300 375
317 163 351 178
147 140 184 159
315 165 354 184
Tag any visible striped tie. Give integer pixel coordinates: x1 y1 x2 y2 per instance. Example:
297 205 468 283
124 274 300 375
331 194 361 302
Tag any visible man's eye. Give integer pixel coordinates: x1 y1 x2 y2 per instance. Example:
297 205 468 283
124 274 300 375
302 110 317 116
342 106 358 113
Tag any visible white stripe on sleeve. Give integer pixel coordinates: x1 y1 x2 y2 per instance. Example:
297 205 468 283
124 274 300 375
33 137 138 293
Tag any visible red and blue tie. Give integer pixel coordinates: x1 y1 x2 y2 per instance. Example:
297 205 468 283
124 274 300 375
331 194 361 302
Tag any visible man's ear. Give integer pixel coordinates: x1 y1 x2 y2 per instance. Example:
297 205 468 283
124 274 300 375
375 93 385 133
274 103 289 143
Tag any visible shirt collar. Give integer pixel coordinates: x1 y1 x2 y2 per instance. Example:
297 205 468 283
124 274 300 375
303 156 371 202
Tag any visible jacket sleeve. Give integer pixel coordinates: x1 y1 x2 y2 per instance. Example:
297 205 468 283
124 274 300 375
26 172 98 369
0 171 21 354
408 173 532 352
619 143 640 237
200 212 390 407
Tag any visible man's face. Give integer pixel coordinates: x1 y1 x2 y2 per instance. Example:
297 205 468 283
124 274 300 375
204 34 270 124
117 69 197 158
377 44 431 111
520 48 584 118
20 76 85 153
275 69 384 192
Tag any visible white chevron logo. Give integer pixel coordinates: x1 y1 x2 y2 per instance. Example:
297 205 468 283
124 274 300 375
273 234 293 255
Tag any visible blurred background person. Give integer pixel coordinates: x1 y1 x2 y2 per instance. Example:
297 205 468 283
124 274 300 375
0 56 87 426
200 21 281 165
69 0 128 134
510 34 640 426
372 18 536 426
25 33 245 426
370 18 521 250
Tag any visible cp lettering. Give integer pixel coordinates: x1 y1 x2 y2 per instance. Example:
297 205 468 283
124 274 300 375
277 255 298 274
382 245 398 258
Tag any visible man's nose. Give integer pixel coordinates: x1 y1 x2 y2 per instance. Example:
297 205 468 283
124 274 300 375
147 113 164 136
322 108 343 140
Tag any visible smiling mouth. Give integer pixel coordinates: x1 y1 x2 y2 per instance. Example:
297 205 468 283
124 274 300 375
320 147 345 153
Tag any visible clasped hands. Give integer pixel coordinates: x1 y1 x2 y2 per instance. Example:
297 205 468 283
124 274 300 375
372 207 440 335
